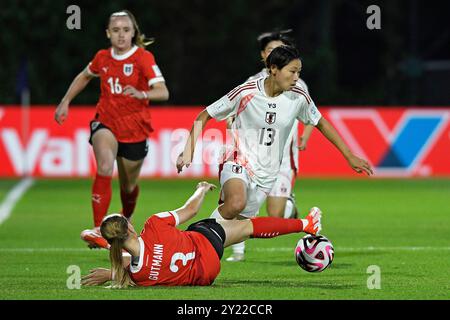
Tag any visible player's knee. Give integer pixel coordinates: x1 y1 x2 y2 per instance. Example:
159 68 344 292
96 161 114 176
121 183 137 194
223 198 246 219
220 197 245 220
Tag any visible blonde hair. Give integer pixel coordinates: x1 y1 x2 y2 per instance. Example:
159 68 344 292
108 10 154 48
100 214 135 288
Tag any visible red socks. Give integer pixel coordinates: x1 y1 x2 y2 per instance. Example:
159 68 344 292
91 172 139 226
92 174 112 227
250 217 303 238
120 185 139 219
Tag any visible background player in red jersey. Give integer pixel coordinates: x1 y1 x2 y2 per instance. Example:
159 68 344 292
54 10 169 249
81 181 322 288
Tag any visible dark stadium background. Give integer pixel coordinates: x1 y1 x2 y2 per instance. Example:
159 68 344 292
1 0 449 107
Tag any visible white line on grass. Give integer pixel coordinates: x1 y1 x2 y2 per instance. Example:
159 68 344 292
0 178 34 225
0 246 449 253
255 247 450 252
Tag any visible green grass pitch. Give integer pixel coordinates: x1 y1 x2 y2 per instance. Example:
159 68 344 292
0 178 449 300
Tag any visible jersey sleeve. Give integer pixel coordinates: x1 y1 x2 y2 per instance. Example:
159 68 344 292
296 96 322 126
206 85 244 121
141 51 165 87
151 211 180 227
85 51 102 77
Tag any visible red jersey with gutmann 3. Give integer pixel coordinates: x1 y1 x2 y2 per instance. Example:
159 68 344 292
128 212 221 286
86 45 165 142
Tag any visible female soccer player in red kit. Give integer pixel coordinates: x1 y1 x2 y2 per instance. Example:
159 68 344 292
55 10 169 249
81 182 321 288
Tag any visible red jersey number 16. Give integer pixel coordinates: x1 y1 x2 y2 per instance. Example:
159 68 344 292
107 77 123 94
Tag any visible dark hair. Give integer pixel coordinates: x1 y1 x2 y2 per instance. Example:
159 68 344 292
257 29 295 51
265 45 301 71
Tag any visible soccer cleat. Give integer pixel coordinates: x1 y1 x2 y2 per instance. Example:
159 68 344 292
225 252 245 262
303 206 322 236
80 228 110 249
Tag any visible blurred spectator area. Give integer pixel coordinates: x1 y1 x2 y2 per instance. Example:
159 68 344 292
1 0 449 106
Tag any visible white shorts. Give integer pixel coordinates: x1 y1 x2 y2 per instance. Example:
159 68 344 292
268 168 295 198
219 162 270 218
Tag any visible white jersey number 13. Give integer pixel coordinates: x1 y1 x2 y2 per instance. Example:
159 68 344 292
259 128 276 146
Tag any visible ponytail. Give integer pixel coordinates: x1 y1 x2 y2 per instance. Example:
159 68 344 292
109 238 135 288
101 214 135 289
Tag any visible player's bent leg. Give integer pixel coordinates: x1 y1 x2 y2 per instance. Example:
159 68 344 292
219 211 320 247
267 168 298 218
216 178 247 261
266 196 288 218
226 185 269 262
84 129 118 249
218 219 253 247
218 178 247 220
117 157 145 221
285 194 299 219
92 129 118 177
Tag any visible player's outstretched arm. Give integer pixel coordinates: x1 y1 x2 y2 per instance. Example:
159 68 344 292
173 181 216 225
316 117 373 175
298 124 315 151
55 69 94 125
176 109 212 173
81 268 112 286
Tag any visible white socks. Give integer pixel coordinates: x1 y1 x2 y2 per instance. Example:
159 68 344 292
231 241 245 254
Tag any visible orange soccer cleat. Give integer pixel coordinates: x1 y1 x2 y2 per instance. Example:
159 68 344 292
80 228 110 249
303 207 322 236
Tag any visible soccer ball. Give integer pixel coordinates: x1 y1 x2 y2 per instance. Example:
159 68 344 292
295 234 334 272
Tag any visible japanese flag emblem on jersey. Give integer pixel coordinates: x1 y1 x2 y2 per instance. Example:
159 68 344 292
123 64 133 76
265 112 276 124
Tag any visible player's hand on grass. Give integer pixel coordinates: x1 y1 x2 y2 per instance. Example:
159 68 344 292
123 85 147 100
176 152 192 174
347 154 373 176
81 268 112 286
54 101 69 125
197 181 216 192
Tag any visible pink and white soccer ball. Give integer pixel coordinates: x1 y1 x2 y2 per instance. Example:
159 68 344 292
295 234 334 272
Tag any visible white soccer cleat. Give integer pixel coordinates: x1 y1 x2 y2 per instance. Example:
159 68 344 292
225 252 245 262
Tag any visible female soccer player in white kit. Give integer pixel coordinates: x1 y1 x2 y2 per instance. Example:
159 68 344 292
176 45 372 260
223 30 315 261
245 30 313 220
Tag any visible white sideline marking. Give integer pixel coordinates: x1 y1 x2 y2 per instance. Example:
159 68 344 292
0 178 34 225
0 246 449 253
